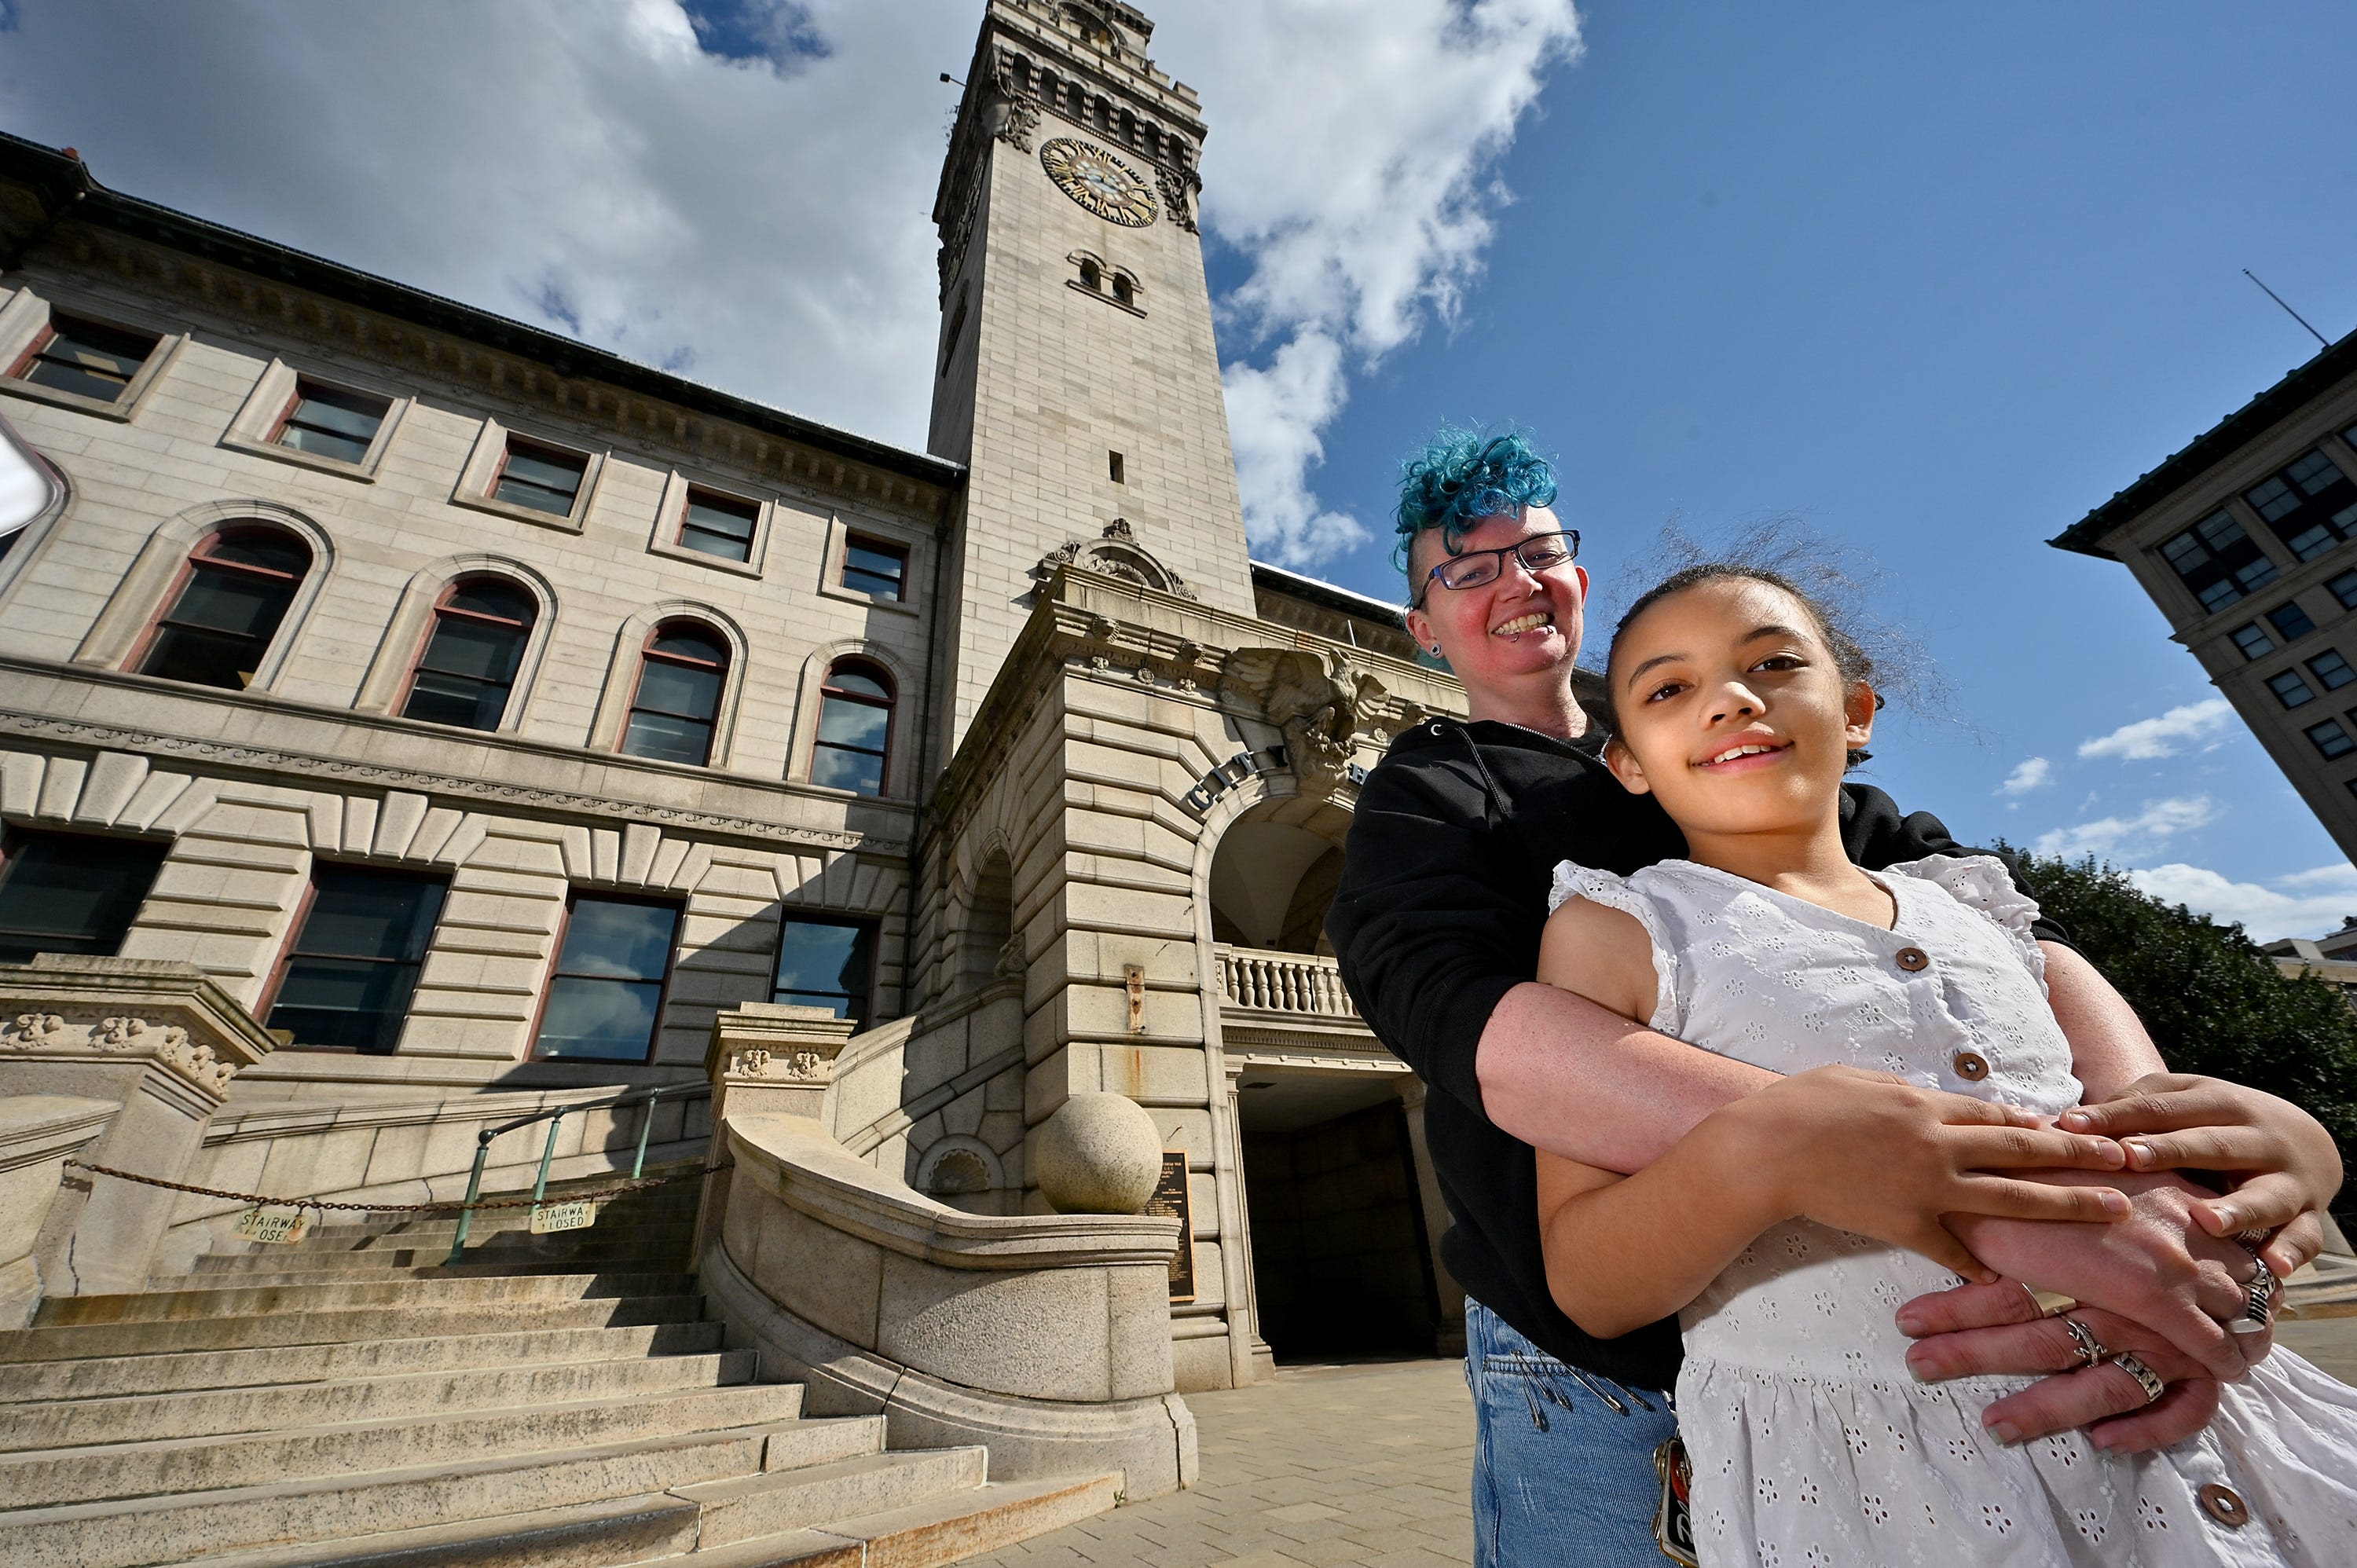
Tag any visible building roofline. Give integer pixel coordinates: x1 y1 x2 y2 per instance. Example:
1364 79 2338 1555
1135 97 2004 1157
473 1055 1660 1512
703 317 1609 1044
2050 324 2357 559
1248 559 1407 628
0 133 966 492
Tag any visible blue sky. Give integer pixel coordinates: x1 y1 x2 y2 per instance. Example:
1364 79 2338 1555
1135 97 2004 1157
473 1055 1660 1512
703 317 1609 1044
5 0 2353 935
1212 0 2357 936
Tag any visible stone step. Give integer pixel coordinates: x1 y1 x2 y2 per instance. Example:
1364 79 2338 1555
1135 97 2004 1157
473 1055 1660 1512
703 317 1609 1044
0 1293 705 1364
665 1472 1124 1568
0 1381 812 1508
281 1181 707 1237
0 1417 873 1568
0 1346 759 1451
31 1270 696 1326
676 1446 988 1548
167 1251 692 1288
137 1469 1116 1568
277 1200 705 1251
192 1232 692 1273
0 1320 726 1402
186 1492 703 1568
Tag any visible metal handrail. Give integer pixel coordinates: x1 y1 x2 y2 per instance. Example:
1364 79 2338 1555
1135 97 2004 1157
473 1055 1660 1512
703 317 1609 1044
442 1084 694 1265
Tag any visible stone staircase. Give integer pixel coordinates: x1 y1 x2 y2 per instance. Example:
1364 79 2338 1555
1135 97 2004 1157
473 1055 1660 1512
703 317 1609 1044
0 1167 1118 1567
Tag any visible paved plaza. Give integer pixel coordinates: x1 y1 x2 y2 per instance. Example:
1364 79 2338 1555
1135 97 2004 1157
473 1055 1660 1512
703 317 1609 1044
966 1357 1478 1568
970 1313 2357 1568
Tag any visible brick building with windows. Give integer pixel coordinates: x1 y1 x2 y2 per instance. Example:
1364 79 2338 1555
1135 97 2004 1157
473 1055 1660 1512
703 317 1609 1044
2054 329 2357 862
0 5 1471 1497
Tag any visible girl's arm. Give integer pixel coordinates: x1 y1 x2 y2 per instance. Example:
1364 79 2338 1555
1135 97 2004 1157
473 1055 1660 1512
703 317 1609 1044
1532 896 1787 1337
1528 899 2125 1337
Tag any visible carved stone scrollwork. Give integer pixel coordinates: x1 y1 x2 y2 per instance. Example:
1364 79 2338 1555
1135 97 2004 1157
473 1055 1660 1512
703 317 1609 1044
0 1011 236 1094
2 1013 66 1049
1032 519 1200 602
997 98 1041 152
725 1045 827 1082
1155 165 1200 233
1224 647 1400 800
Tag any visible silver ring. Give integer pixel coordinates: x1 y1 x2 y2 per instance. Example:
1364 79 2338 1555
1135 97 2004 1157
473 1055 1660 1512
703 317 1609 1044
2243 1258 2278 1331
2062 1317 2106 1369
2109 1351 2165 1405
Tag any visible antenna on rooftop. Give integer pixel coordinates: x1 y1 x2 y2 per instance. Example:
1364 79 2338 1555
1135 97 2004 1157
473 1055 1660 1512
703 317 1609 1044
2243 269 2330 350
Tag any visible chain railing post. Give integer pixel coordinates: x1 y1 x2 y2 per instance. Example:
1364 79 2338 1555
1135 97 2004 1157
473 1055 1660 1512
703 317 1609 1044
442 1132 494 1266
631 1087 664 1181
531 1111 565 1206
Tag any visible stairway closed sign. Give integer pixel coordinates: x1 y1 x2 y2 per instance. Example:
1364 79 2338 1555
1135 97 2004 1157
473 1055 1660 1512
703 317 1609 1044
530 1200 599 1234
234 1207 312 1245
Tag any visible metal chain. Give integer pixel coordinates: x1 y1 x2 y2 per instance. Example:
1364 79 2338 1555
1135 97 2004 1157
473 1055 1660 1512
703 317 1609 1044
62 1158 717 1214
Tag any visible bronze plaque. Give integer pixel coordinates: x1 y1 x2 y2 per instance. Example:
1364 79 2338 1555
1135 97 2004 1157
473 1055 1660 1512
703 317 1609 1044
1146 1151 1195 1302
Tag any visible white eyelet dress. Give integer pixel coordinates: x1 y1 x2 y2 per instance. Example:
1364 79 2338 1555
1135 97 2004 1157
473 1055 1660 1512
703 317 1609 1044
1549 854 2357 1567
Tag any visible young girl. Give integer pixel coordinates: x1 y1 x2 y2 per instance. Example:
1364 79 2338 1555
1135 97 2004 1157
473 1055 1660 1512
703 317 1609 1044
1534 563 2357 1565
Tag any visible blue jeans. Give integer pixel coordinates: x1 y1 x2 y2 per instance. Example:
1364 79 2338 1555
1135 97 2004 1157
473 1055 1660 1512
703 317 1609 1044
1465 1299 1678 1567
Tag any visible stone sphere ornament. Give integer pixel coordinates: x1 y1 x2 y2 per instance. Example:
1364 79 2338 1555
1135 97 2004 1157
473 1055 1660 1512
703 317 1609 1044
1034 1092 1163 1214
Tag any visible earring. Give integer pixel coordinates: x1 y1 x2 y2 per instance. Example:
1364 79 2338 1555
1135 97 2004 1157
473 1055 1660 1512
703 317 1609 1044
1430 644 1442 656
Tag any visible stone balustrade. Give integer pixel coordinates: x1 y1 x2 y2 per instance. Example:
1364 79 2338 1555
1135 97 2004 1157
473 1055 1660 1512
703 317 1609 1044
700 1109 1197 1500
1213 945 1358 1018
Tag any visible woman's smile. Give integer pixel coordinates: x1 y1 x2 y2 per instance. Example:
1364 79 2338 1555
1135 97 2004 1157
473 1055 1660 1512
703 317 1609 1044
1493 609 1556 639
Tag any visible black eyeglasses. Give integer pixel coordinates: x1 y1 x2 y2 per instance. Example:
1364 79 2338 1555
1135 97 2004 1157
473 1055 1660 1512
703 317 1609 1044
1414 530 1580 608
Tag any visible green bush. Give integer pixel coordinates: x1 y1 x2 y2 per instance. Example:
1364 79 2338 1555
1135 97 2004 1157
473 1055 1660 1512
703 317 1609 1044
2003 848 2357 1218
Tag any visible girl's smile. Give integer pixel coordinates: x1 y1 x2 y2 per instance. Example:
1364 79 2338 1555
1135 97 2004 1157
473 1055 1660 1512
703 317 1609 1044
1695 736 1791 772
1601 576 1881 898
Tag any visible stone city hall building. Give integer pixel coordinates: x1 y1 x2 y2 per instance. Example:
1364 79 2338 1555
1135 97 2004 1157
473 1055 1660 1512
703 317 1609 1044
2055 323 2357 865
0 3 1475 1559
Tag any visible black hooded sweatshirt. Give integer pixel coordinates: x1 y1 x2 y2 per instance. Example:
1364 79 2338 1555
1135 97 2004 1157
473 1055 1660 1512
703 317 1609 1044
1325 715 2066 1392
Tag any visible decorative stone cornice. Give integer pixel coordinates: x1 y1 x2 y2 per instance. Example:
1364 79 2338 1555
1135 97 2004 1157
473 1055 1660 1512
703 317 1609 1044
706 1002 860 1123
0 956 275 1104
926 565 1466 850
1030 518 1197 602
0 670 909 858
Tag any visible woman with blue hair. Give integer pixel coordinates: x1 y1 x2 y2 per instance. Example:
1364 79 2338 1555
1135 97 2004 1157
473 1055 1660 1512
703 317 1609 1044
1324 427 2341 1566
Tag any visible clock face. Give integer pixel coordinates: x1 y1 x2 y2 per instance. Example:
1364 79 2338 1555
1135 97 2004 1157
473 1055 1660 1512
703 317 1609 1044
1039 137 1158 228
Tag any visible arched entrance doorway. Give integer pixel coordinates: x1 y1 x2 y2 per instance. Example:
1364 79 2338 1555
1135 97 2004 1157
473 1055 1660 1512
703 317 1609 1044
1208 794 1443 1364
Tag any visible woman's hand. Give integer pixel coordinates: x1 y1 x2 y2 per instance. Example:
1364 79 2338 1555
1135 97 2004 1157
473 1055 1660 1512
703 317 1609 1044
2057 1073 2343 1281
1930 1170 2267 1383
1725 1065 2132 1280
1895 1277 2247 1453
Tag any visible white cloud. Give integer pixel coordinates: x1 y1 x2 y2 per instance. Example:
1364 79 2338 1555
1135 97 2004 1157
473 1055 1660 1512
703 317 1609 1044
0 0 970 441
0 0 1582 570
2033 794 2220 859
1174 0 1585 565
2077 697 2236 762
2128 862 2357 943
1998 757 2053 797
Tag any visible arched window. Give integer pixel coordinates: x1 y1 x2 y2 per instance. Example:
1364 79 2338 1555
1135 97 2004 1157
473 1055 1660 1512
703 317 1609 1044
812 659 893 796
621 621 728 765
1078 257 1102 292
137 526 311 689
401 577 537 731
1112 273 1135 307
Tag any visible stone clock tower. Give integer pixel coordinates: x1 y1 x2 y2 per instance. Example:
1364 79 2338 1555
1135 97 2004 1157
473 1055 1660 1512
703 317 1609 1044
929 0 1257 747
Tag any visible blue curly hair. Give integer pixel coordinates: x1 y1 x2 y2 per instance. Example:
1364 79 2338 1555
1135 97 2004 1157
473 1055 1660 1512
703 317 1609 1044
1393 427 1560 582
